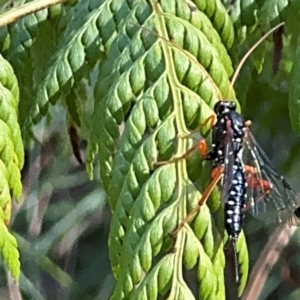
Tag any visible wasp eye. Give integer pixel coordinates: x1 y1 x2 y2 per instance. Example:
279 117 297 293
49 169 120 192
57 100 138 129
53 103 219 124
229 102 236 110
214 101 225 113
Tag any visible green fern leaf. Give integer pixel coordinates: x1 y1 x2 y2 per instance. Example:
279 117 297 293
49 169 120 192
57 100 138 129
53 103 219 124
0 54 24 190
65 79 89 128
7 8 50 128
25 0 132 128
89 1 251 299
289 33 300 135
222 0 258 51
237 232 249 296
0 160 11 223
0 210 20 280
159 1 233 76
0 54 23 280
223 0 258 27
0 54 19 110
193 0 235 50
0 26 10 55
258 0 288 26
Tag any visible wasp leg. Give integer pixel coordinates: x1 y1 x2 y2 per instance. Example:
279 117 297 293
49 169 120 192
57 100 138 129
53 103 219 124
155 115 216 166
244 165 272 192
172 166 223 237
247 177 272 190
245 176 272 211
155 141 202 166
244 164 272 193
244 165 257 174
177 114 216 139
155 139 210 166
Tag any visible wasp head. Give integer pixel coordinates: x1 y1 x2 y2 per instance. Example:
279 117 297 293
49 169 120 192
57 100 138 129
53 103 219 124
214 101 236 115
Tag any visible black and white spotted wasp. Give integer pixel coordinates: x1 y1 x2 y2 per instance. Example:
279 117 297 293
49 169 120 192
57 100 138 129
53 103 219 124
197 99 300 283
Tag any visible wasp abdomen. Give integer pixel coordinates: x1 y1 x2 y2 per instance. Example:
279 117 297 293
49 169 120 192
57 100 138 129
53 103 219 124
225 165 247 238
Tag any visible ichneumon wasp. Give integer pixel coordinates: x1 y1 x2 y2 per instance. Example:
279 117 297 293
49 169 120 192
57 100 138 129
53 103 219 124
135 14 300 284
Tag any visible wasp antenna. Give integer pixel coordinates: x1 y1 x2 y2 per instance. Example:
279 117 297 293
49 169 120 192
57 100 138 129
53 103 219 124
227 22 285 99
231 237 240 284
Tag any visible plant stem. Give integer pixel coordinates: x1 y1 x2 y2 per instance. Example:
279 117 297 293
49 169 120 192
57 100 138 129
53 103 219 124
0 0 70 27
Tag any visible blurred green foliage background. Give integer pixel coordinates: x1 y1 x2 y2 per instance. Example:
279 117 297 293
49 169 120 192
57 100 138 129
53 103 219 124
1 0 300 299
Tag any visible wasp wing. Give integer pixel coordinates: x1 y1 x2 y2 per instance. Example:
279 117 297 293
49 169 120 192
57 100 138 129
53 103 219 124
243 128 300 225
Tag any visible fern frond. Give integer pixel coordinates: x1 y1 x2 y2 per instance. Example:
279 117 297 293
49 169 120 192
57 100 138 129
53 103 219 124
258 0 288 26
237 232 249 296
6 4 63 129
221 0 258 52
0 211 20 280
0 0 294 296
0 26 9 54
289 33 300 135
192 0 235 50
89 1 250 299
0 54 23 279
24 0 130 129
